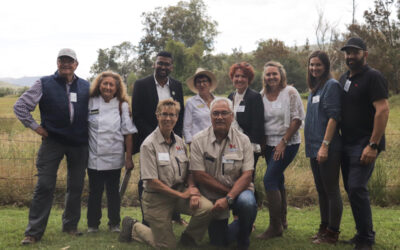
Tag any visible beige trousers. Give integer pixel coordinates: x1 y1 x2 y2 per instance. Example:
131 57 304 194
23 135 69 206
132 190 213 248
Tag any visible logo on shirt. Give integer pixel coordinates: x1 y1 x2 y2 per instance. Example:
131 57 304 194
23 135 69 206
176 145 185 154
228 144 237 152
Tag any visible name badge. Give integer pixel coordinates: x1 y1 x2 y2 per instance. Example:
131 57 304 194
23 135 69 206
197 104 205 108
272 102 282 109
89 109 99 115
344 80 351 92
70 92 77 102
158 153 170 161
222 156 234 164
235 105 245 112
312 95 320 103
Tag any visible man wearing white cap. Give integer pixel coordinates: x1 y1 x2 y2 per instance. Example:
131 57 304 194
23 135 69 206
14 48 90 244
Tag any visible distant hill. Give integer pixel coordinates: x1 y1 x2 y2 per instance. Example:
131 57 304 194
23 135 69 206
0 76 41 87
0 81 23 89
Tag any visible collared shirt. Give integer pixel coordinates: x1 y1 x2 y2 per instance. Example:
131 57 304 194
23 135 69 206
14 75 77 130
183 94 213 143
88 96 137 170
140 127 189 192
304 78 342 158
154 74 171 101
231 88 248 133
190 126 254 202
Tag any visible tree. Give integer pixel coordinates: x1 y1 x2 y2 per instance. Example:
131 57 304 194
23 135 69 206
137 0 218 75
90 41 137 83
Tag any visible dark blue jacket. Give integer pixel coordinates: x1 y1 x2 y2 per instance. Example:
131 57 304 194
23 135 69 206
39 72 89 146
304 78 342 158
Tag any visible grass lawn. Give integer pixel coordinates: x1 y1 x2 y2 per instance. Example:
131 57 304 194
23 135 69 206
1 205 399 249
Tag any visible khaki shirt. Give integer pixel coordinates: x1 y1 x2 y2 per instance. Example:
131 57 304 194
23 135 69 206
190 126 254 201
140 127 189 192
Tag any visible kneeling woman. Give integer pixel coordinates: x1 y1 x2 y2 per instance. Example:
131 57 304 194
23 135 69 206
87 71 137 233
305 51 343 244
119 99 213 248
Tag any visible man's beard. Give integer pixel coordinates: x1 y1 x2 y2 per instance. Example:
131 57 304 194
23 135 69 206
346 57 364 71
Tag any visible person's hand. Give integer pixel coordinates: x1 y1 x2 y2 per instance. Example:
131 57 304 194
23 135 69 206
35 126 48 139
180 188 191 199
189 186 200 196
360 145 378 165
273 140 286 161
212 197 228 212
125 157 134 170
190 195 200 210
317 144 328 164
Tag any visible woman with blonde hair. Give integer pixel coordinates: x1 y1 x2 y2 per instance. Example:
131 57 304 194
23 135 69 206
257 61 304 240
87 71 137 233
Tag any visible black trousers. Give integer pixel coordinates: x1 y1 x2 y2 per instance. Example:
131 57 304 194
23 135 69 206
310 150 343 231
25 137 88 240
87 168 121 228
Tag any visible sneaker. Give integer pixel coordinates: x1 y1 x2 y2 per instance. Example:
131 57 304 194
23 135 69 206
21 236 37 245
109 225 121 233
87 227 99 233
119 216 137 242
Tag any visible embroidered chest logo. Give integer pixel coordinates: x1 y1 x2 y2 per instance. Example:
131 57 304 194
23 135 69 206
176 145 185 154
228 144 237 152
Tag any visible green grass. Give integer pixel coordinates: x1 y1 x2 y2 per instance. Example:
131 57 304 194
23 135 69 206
1 206 399 249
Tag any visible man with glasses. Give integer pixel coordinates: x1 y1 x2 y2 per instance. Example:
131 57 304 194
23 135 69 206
190 98 257 250
131 51 186 225
14 48 89 244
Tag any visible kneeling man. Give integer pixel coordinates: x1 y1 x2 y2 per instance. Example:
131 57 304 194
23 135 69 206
119 99 212 248
190 98 257 250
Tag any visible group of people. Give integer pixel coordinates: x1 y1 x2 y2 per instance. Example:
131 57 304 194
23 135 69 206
13 37 389 250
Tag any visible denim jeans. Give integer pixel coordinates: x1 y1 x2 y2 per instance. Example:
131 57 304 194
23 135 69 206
341 148 376 245
208 190 257 248
263 144 300 190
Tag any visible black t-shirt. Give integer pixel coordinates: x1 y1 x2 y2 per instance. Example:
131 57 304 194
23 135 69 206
339 65 388 148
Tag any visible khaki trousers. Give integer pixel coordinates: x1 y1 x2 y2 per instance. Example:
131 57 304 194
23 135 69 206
132 190 213 248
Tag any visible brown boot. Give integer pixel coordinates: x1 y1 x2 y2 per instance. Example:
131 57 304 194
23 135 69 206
312 228 339 244
256 190 283 240
280 188 288 229
311 224 327 240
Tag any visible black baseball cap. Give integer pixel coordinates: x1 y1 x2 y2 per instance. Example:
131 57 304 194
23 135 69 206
341 37 367 51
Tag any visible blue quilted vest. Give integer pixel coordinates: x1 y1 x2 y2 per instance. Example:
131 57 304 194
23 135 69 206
39 72 89 146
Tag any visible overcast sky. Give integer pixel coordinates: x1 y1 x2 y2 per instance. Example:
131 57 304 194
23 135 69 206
0 0 394 79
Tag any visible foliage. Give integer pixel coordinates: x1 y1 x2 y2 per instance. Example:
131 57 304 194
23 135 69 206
137 0 218 75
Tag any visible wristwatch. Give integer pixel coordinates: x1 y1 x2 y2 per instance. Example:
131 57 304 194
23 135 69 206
226 195 234 208
369 142 379 150
322 140 330 146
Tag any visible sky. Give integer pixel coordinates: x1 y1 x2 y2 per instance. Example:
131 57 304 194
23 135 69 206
0 0 396 79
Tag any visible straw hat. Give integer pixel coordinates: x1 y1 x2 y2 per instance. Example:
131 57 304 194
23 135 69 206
186 68 217 94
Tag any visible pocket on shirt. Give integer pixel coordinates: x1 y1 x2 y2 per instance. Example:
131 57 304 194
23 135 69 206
223 153 243 178
157 160 175 187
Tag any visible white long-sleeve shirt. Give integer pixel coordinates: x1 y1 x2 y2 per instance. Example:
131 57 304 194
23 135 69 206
88 96 137 170
183 94 212 143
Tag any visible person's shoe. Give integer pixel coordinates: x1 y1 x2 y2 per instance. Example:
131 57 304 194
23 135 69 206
21 236 37 245
311 224 328 240
179 232 197 247
342 236 357 244
119 216 137 242
87 227 99 233
256 190 283 240
354 242 373 250
109 225 121 233
312 228 340 244
63 229 83 236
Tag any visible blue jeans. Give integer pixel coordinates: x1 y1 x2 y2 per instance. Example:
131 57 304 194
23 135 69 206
341 148 376 245
208 190 257 248
263 144 299 191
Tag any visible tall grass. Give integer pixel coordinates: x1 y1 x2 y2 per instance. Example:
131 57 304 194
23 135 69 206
0 95 400 207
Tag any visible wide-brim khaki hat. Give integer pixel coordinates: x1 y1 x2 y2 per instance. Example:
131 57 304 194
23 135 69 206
186 68 217 94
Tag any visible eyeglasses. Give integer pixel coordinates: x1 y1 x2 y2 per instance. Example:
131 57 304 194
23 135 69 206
195 79 210 85
58 57 75 65
211 111 231 118
159 112 177 118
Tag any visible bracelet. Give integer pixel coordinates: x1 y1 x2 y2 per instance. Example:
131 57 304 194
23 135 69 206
282 137 288 145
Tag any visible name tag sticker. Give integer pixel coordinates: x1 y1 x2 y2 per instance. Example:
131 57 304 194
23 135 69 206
70 92 77 102
222 156 234 164
272 102 282 109
312 95 320 103
344 80 351 92
236 105 245 112
158 153 170 161
197 104 205 108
